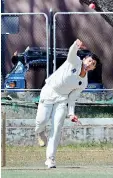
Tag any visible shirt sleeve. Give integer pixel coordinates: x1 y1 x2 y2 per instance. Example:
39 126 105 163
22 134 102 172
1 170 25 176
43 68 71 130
67 41 78 64
67 88 83 117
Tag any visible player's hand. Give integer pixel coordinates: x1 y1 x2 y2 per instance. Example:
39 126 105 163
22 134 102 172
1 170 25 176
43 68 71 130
76 39 87 50
69 115 82 125
13 51 18 56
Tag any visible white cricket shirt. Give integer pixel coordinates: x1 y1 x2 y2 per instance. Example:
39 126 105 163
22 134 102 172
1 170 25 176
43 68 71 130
41 41 88 116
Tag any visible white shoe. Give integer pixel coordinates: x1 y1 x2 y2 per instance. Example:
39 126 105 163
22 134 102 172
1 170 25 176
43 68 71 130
45 158 56 168
38 131 47 147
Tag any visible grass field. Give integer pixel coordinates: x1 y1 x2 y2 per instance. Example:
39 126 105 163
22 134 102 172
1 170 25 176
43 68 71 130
1 143 113 178
2 166 113 178
2 143 113 167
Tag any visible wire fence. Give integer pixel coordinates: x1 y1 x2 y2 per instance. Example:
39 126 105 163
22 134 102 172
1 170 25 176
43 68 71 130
1 12 113 90
53 12 113 71
1 13 49 89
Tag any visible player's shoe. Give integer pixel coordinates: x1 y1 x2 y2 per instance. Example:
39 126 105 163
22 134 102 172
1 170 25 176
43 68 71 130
45 158 56 168
38 131 47 147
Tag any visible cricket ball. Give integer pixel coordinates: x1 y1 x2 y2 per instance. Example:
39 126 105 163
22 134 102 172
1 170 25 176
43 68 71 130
89 3 96 9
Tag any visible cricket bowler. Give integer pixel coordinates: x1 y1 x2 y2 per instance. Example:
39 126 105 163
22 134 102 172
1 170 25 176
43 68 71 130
35 39 100 168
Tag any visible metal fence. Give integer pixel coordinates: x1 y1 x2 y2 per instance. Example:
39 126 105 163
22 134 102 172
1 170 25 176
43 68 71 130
53 12 113 71
1 13 49 89
53 12 113 89
1 12 113 91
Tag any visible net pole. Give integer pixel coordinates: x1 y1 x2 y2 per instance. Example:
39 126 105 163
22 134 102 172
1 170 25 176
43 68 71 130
2 112 6 167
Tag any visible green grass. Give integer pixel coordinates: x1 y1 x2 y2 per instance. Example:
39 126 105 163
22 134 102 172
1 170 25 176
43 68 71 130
2 168 113 178
59 142 113 149
2 101 113 118
2 143 113 167
75 105 113 118
5 141 113 152
2 143 113 178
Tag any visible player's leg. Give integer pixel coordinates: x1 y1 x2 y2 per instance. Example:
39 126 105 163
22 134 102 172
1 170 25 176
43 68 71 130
45 101 67 168
35 102 53 146
38 131 47 147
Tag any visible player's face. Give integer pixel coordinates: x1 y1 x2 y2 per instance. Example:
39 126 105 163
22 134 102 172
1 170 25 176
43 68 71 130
83 56 97 72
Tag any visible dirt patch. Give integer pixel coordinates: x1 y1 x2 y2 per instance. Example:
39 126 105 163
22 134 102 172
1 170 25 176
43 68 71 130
3 146 113 167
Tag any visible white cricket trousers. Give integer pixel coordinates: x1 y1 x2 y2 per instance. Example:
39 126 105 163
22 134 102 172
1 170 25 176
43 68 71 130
35 100 67 159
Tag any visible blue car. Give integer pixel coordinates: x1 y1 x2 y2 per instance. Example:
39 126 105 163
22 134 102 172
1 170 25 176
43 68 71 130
4 61 26 91
4 47 47 91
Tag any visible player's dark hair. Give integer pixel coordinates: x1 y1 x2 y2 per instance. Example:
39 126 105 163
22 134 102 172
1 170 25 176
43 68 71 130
86 53 100 65
77 49 100 65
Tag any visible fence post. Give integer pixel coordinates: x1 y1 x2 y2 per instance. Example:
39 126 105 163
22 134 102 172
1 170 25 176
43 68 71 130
2 112 6 167
49 8 54 75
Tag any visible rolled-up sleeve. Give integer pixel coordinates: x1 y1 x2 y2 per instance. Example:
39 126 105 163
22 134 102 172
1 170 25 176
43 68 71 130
67 88 83 117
